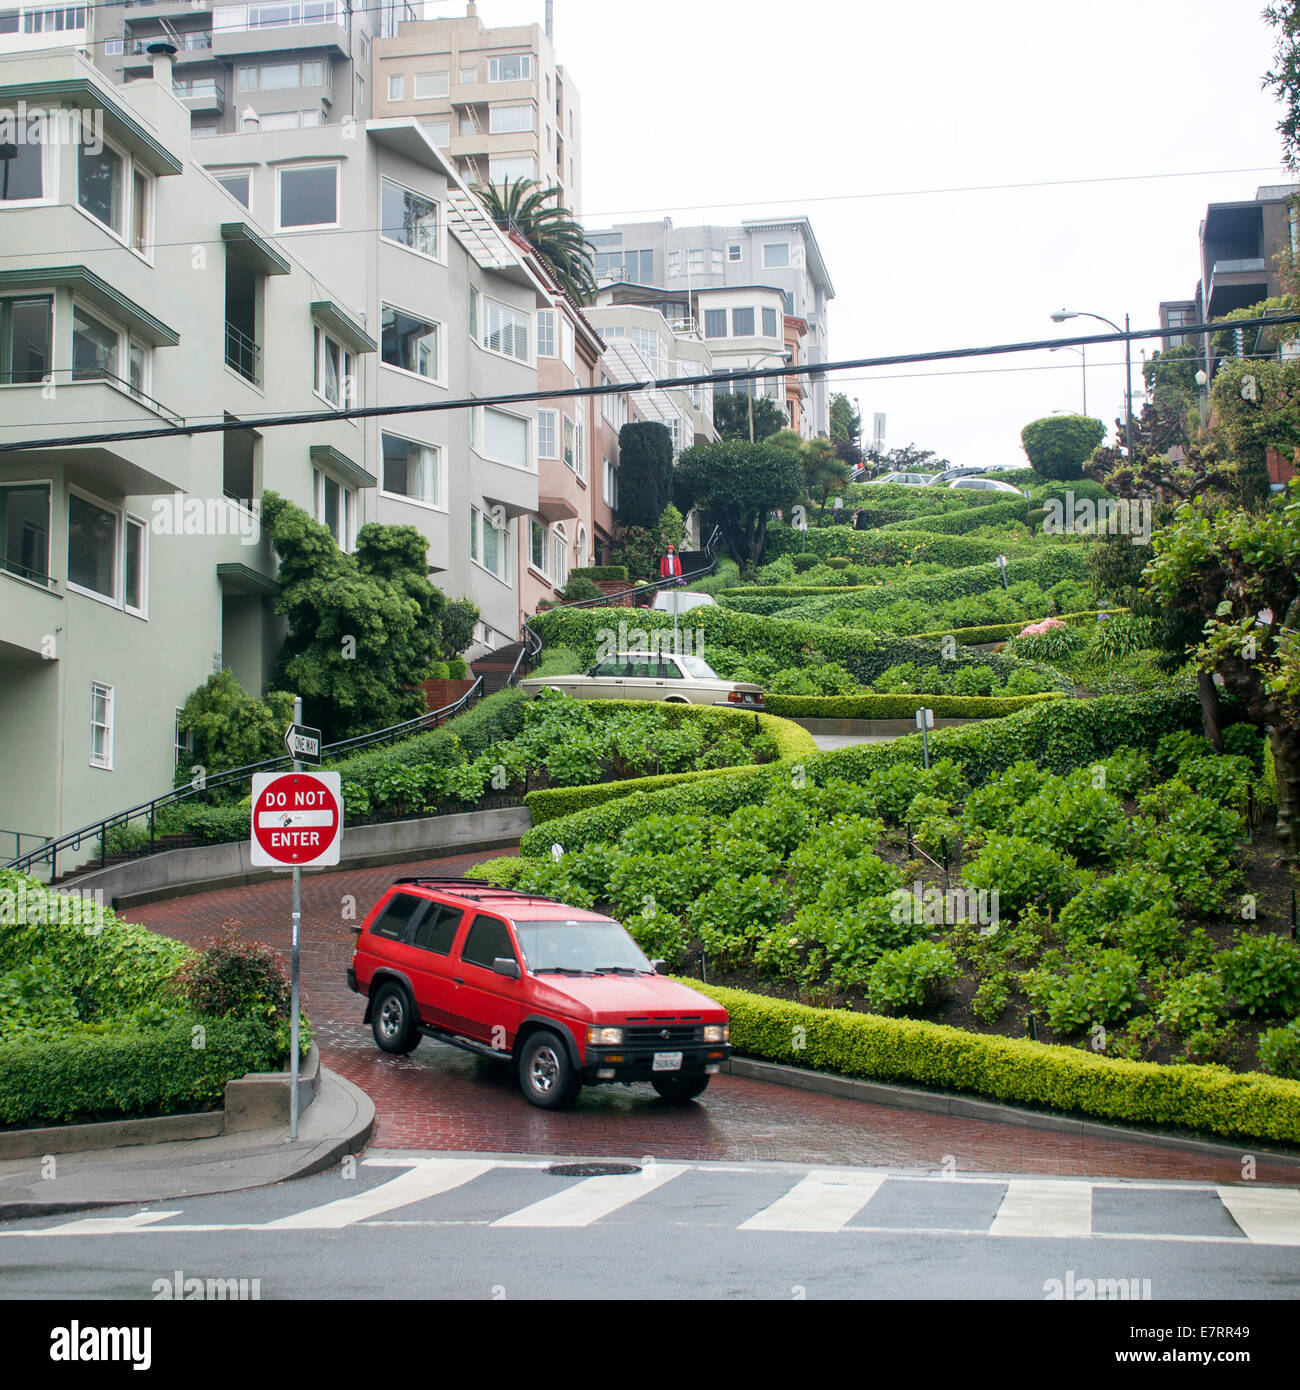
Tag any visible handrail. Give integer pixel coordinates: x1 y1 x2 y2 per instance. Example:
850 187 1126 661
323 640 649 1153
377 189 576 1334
515 524 723 676
3 676 485 881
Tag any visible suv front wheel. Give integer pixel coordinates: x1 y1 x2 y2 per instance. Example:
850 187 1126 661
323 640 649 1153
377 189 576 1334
519 1030 581 1110
371 982 420 1054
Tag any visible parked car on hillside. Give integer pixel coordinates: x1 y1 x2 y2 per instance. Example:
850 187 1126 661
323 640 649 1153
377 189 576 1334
349 878 731 1108
942 476 1024 494
862 471 936 486
520 651 764 707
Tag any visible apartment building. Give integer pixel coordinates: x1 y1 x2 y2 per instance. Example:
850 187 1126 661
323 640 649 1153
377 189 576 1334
373 1 581 213
1158 184 1299 367
199 105 554 654
0 46 369 848
587 216 834 434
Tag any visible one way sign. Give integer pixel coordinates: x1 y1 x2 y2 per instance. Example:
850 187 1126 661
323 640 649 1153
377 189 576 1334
284 722 322 765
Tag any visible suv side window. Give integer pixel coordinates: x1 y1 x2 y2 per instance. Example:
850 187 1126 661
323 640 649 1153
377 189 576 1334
412 903 464 954
367 891 429 942
460 914 516 968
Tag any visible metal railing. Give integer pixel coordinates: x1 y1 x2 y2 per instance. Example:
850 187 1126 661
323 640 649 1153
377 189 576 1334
3 678 484 882
0 555 55 587
225 321 262 385
173 77 224 105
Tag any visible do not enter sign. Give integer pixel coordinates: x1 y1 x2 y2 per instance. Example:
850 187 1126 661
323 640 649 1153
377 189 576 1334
250 771 343 868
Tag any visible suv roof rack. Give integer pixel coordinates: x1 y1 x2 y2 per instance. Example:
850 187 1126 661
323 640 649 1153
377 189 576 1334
393 876 563 905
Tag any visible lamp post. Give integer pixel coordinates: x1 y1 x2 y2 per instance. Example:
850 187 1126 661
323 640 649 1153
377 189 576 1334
1195 368 1209 437
1051 308 1132 460
1049 344 1086 415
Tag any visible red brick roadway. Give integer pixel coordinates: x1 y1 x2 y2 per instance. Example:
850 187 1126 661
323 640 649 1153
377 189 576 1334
130 851 1298 1183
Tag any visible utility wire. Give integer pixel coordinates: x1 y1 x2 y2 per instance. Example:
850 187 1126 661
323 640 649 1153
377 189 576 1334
2 313 1293 454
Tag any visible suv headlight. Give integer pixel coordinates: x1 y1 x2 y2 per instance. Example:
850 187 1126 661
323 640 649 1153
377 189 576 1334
588 1026 624 1045
703 1024 729 1043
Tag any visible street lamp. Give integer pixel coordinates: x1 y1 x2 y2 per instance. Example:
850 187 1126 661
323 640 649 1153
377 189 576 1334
1195 368 1209 437
1049 344 1086 415
1051 308 1132 460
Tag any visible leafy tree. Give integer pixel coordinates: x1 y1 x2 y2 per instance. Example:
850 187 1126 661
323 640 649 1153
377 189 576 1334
829 392 862 445
712 391 787 442
1144 481 1300 863
1264 2 1300 171
863 443 951 474
836 438 864 471
607 506 685 582
261 492 446 740
673 439 804 571
770 428 850 512
615 421 674 526
174 671 295 783
471 176 595 304
1208 356 1300 505
439 597 479 657
1020 414 1107 480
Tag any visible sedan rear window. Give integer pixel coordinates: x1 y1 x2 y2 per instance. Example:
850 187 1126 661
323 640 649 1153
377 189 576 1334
677 654 718 679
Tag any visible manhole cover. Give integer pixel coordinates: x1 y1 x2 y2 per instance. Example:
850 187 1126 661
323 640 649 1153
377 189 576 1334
546 1162 642 1177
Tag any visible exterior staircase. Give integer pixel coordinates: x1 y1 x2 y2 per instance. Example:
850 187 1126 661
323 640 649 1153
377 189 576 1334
471 641 529 696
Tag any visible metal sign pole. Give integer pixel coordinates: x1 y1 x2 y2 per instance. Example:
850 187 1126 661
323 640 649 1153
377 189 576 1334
289 694 302 1142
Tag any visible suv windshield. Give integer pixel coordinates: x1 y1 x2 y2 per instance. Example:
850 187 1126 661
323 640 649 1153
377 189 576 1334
512 919 653 974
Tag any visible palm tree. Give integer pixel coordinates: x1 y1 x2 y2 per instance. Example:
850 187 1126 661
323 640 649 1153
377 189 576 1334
472 177 597 305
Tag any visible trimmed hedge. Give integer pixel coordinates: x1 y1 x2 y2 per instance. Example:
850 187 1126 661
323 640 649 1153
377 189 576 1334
518 690 1202 856
763 691 1064 720
877 496 1031 535
761 528 1009 568
571 565 630 582
526 763 770 824
528 603 1069 690
912 609 1130 646
0 1015 282 1127
686 982 1300 1144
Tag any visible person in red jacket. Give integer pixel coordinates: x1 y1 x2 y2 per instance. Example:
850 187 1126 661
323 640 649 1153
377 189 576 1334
659 544 683 583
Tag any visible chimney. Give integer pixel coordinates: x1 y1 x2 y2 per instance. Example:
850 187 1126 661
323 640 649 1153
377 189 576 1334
467 2 477 16
147 41 177 89
241 105 261 132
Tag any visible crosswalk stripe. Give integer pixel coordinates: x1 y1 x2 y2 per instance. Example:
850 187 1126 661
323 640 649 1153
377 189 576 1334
1216 1186 1300 1245
739 1170 887 1232
260 1158 498 1229
40 1211 182 1236
491 1164 689 1228
989 1180 1093 1238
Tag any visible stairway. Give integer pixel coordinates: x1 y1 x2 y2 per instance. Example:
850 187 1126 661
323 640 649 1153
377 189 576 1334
471 641 529 696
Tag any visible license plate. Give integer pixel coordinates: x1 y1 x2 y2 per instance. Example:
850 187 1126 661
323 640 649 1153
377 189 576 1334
653 1051 683 1072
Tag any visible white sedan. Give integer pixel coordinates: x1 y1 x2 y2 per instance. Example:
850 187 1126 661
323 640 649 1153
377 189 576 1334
520 651 765 707
944 476 1024 494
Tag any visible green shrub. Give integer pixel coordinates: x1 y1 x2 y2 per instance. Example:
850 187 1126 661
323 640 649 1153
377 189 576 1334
689 873 786 970
972 973 1011 1023
471 856 527 888
622 907 691 968
570 565 629 582
1222 723 1265 766
173 925 291 1026
1027 949 1144 1035
763 692 1063 720
866 942 960 1015
1220 935 1300 1018
963 835 1079 916
1156 972 1228 1038
560 576 605 602
1012 777 1127 862
1258 1018 1300 1079
678 982 1300 1143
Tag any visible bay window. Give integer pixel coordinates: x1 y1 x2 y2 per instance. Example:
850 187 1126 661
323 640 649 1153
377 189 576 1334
314 326 354 407
381 433 442 508
480 406 530 469
381 178 440 258
382 303 440 382
0 296 52 385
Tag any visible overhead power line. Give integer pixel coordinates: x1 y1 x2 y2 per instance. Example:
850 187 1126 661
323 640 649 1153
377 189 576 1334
1 313 1294 455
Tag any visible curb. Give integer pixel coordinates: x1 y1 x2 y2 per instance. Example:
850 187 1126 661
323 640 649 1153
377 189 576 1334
724 1057 1300 1170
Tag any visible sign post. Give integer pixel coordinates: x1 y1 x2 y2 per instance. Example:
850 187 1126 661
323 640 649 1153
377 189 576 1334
250 703 342 1141
916 706 935 769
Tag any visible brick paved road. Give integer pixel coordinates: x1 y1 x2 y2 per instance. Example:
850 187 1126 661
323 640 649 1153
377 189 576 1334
129 852 1299 1183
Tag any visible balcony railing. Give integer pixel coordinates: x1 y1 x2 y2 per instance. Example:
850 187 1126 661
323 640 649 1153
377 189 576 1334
174 78 224 108
130 32 213 52
1211 257 1267 275
225 321 262 385
0 554 53 587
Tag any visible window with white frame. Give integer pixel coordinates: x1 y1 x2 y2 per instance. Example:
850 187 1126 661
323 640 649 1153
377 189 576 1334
573 415 585 480
70 304 151 399
476 295 529 362
489 102 535 133
703 308 727 339
423 120 450 146
551 525 568 588
277 162 339 230
528 516 547 574
480 406 530 469
576 525 588 569
68 489 120 604
129 166 153 258
380 178 439 258
77 139 124 236
260 109 322 130
560 316 575 372
387 73 404 100
459 66 476 84
471 505 510 581
666 251 680 275
536 308 556 357
174 707 193 769
630 326 660 374
763 242 790 268
603 457 618 508
214 169 251 208
0 481 51 584
381 432 443 508
732 306 755 337
537 408 558 458
313 326 355 407
0 118 52 205
488 154 537 184
762 306 779 338
314 467 355 550
562 414 575 472
124 515 146 616
382 303 440 382
90 681 113 770
0 295 52 385
488 53 532 82
727 242 742 262
413 70 448 98
687 248 704 275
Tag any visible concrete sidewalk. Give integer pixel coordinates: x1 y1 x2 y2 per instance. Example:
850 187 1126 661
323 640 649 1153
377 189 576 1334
0 1067 374 1219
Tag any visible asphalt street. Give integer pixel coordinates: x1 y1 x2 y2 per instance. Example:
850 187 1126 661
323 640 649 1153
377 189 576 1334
2 1153 1297 1300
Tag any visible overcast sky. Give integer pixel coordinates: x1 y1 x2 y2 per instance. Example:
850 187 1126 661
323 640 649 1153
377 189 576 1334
437 0 1288 469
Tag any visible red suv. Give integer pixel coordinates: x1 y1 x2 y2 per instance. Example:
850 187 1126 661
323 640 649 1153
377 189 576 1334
347 877 731 1109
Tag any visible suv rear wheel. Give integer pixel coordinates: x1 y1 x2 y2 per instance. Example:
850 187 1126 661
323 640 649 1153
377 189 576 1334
651 1074 710 1103
371 982 420 1054
519 1030 581 1110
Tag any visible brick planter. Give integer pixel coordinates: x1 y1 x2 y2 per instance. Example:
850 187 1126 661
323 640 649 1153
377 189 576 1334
419 677 476 712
